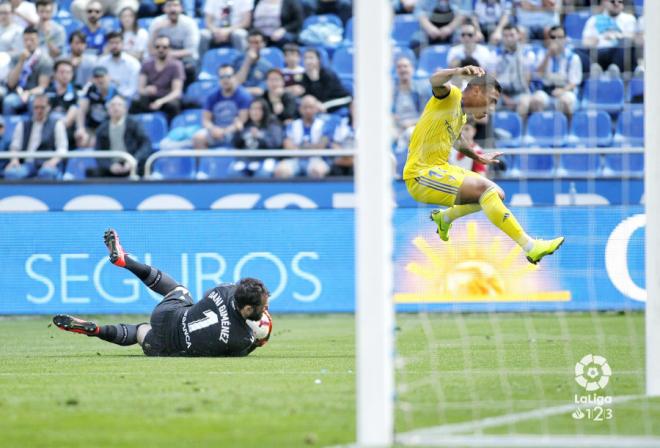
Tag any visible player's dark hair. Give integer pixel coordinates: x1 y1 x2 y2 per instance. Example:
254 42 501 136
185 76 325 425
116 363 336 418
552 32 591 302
218 63 235 75
467 73 502 94
54 58 73 71
503 24 518 32
36 0 53 8
234 278 269 309
23 26 38 35
248 28 265 39
69 30 86 44
106 30 123 41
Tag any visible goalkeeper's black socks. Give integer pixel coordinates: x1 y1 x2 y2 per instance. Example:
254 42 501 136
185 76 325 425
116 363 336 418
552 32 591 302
96 324 140 346
123 256 179 296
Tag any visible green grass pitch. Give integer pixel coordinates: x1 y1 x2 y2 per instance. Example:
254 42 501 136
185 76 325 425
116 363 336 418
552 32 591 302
1 313 659 447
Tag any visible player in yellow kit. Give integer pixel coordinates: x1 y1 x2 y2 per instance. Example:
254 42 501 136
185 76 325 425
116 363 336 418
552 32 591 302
404 66 564 264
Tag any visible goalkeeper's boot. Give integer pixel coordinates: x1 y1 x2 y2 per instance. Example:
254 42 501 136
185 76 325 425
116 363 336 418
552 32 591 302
430 209 451 242
526 237 565 265
53 315 99 336
104 228 126 267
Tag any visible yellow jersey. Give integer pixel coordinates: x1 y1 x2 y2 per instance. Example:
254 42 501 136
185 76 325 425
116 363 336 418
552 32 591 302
403 85 467 180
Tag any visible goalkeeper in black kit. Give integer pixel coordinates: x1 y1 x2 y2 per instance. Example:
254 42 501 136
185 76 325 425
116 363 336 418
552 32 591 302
53 229 271 357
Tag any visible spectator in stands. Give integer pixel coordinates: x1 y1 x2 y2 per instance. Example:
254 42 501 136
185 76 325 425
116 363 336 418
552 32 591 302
130 35 184 121
70 0 139 24
148 0 200 87
329 101 354 176
0 117 7 161
0 1 22 57
75 66 118 147
252 0 304 47
281 42 304 92
530 25 582 119
10 0 38 29
193 64 252 149
581 0 637 75
393 55 428 139
392 0 417 14
81 1 107 55
92 95 152 177
35 0 65 59
203 0 253 52
3 26 53 115
493 24 534 119
447 21 495 71
234 29 274 97
262 68 297 124
45 59 78 143
98 31 141 100
119 7 149 62
4 94 67 180
474 0 512 44
513 0 559 40
230 97 284 177
67 30 97 88
300 47 350 112
274 94 330 179
310 0 352 26
414 0 463 46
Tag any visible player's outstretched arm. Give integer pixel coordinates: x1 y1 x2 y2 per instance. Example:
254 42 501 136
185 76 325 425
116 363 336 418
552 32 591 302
430 66 486 98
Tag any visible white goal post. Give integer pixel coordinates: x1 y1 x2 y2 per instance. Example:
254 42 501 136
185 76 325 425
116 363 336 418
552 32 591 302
644 0 660 396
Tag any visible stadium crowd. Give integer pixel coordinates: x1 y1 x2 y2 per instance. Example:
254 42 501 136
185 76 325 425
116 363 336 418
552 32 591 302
0 0 646 180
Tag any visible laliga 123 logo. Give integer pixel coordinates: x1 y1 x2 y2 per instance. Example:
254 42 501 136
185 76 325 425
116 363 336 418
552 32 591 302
575 354 611 391
572 354 614 422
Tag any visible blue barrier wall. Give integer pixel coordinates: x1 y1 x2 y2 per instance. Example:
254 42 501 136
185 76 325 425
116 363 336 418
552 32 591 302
0 179 644 211
0 206 645 314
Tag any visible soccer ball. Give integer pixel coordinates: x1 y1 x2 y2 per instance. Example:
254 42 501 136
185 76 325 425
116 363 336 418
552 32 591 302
247 310 272 346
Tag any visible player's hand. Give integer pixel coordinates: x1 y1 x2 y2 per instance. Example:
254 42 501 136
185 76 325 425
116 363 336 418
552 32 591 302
477 151 503 165
458 66 485 77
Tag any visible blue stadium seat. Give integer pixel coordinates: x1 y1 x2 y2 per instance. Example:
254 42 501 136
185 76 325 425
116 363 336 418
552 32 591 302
54 17 83 39
344 17 353 44
63 149 98 180
133 113 168 150
331 45 354 77
525 111 568 147
172 109 204 129
199 48 241 80
99 16 120 33
338 73 354 96
415 45 450 78
55 0 73 17
612 105 644 147
184 80 218 108
2 115 24 143
391 14 420 47
564 11 591 42
567 109 612 147
138 17 154 30
303 13 343 30
493 110 522 148
605 106 644 175
635 0 643 15
197 155 236 180
151 156 197 180
626 77 644 103
260 47 285 68
581 78 625 113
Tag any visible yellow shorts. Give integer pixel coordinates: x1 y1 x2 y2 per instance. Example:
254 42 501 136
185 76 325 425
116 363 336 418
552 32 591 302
405 163 481 207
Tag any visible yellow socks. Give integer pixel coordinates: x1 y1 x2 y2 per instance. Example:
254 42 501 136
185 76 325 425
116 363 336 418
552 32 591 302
443 203 482 223
479 187 533 251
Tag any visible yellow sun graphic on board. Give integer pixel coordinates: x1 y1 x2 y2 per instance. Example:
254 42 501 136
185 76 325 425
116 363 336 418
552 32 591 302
394 220 571 303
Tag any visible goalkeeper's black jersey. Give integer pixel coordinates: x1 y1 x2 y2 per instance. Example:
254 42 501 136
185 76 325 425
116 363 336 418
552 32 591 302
172 284 257 357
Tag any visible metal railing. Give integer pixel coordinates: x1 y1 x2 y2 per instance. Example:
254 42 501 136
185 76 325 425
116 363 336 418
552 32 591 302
0 151 139 178
143 148 356 178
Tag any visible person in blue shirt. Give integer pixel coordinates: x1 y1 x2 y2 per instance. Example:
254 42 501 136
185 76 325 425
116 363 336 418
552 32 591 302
193 64 253 149
234 28 274 97
81 1 107 55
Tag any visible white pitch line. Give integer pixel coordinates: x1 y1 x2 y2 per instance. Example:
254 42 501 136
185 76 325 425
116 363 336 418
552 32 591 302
394 434 660 448
397 394 642 440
